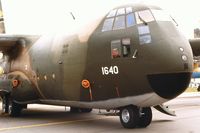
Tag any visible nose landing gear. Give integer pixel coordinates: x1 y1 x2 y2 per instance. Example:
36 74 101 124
2 95 9 114
1 95 24 117
119 106 152 128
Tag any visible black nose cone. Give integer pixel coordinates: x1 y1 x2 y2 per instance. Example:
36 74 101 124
147 72 192 99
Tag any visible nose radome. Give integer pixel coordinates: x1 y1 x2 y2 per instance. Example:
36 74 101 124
147 72 192 99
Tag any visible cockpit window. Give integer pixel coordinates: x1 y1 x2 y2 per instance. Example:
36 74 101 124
138 25 150 35
138 25 152 45
151 9 171 21
102 7 136 32
111 40 121 59
107 9 117 18
122 38 131 57
135 10 154 24
139 35 152 45
117 8 125 16
126 13 136 27
126 7 133 14
111 38 131 59
113 16 125 30
102 18 114 32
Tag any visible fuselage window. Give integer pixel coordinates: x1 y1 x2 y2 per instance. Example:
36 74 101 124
135 10 154 24
113 16 125 30
138 25 151 44
126 13 136 27
138 25 150 35
102 18 114 32
107 9 117 18
122 38 131 57
117 8 125 16
139 35 152 45
111 40 121 59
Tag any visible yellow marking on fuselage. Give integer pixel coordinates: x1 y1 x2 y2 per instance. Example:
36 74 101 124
0 117 111 132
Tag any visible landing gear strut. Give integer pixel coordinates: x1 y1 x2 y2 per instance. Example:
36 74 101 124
119 106 152 128
2 95 9 114
8 100 23 117
1 95 23 117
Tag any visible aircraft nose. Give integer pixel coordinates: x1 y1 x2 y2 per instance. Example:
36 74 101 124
147 72 192 99
144 27 193 100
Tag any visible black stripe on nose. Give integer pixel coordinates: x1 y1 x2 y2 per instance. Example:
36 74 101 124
147 72 192 99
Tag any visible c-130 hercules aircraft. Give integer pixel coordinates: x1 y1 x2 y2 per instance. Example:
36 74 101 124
0 3 200 129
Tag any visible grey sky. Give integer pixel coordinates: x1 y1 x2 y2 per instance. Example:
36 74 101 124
1 0 199 38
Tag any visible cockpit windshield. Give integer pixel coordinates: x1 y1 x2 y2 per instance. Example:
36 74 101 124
102 7 177 32
151 9 171 22
135 10 154 24
151 9 178 25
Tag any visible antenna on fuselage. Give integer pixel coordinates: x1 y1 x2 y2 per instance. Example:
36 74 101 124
70 12 75 20
170 16 178 26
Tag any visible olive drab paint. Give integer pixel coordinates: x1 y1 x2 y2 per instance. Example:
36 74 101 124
0 3 198 128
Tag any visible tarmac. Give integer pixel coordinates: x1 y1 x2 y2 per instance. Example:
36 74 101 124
0 93 200 133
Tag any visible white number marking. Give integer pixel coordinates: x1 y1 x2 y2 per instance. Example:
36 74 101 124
102 66 119 75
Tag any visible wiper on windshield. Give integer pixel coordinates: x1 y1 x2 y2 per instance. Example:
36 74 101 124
138 13 147 25
170 16 178 26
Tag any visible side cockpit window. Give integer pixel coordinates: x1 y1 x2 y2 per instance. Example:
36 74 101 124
111 38 131 59
138 25 152 44
122 38 131 57
111 40 121 59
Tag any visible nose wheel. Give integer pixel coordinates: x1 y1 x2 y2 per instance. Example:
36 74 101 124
119 106 152 128
138 107 152 128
